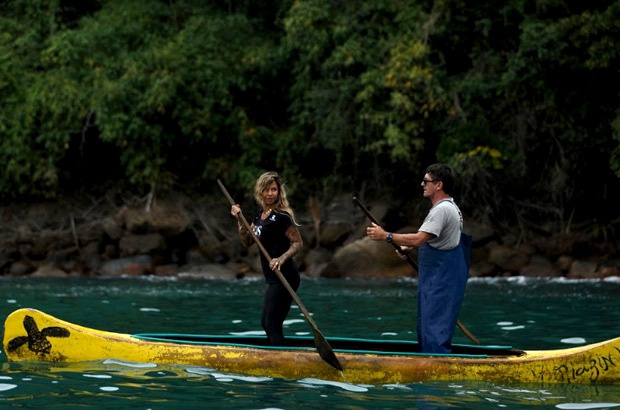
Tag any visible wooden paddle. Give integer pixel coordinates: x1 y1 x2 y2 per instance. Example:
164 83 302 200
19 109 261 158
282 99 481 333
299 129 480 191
218 179 343 371
352 196 481 345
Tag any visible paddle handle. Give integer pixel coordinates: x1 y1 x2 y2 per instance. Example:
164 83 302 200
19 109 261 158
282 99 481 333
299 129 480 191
353 197 416 266
353 196 481 345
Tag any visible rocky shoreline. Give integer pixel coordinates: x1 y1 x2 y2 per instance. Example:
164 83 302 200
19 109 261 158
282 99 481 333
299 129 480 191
1 194 618 281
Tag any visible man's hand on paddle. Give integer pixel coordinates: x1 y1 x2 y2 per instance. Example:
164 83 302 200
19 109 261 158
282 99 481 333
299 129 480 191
366 222 388 241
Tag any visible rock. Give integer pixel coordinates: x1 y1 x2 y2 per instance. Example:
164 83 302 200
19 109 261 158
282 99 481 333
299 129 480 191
119 233 166 256
566 260 598 279
326 237 413 278
102 244 119 259
320 222 355 248
469 261 496 277
184 248 211 266
488 245 530 273
154 264 178 276
9 261 35 276
555 255 574 274
465 221 496 245
0 252 13 274
102 216 124 241
599 264 620 278
519 255 560 277
31 265 69 277
31 229 58 260
532 232 591 257
0 195 618 281
318 193 369 248
99 255 152 276
48 247 80 265
177 263 248 280
81 242 102 270
303 247 333 277
15 225 32 244
123 203 190 235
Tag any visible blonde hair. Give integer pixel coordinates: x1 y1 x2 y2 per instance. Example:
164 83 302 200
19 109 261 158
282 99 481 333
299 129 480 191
253 171 300 225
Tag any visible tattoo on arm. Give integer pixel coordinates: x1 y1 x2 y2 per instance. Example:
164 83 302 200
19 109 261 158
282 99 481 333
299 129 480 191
282 225 303 260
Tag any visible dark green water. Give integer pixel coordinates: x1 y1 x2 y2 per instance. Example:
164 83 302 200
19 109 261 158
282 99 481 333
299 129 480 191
1 275 620 409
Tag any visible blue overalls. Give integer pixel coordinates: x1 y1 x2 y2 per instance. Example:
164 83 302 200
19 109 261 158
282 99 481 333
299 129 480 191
417 233 471 353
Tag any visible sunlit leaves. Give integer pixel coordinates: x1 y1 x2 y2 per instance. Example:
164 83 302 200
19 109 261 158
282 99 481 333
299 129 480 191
358 34 446 162
0 0 284 198
282 1 442 193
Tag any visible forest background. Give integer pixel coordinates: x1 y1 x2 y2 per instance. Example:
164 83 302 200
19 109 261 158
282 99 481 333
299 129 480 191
1 0 620 274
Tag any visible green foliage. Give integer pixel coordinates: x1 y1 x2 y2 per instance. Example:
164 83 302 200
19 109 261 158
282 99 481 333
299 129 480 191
281 1 448 196
0 4 71 198
0 0 284 199
612 112 620 177
357 36 445 160
0 0 618 238
425 0 620 232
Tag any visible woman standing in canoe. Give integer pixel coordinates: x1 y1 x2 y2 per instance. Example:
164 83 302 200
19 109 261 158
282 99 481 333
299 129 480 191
230 171 304 346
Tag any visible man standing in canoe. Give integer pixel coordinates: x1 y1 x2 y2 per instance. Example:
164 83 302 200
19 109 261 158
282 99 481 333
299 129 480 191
230 172 304 346
366 163 471 353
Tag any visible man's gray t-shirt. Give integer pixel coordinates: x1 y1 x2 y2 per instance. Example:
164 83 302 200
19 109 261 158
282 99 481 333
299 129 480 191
418 198 463 250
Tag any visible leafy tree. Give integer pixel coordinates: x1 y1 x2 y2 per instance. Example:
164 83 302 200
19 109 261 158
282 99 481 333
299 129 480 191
0 0 92 198
0 0 286 204
0 0 618 242
429 0 620 236
281 1 451 202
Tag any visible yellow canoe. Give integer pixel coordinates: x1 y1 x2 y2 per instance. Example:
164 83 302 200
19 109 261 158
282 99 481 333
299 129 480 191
3 308 619 384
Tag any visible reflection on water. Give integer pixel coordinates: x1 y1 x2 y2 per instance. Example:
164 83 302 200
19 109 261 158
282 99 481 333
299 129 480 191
1 275 620 409
2 362 620 410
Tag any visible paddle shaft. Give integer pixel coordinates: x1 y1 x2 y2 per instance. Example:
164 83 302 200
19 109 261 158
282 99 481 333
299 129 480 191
352 196 481 345
218 179 343 371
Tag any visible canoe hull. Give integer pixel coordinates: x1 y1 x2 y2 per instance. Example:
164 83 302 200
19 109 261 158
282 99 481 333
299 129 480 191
3 308 620 384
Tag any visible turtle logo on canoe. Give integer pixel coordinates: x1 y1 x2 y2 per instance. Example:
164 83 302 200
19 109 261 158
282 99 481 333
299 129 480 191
7 315 70 354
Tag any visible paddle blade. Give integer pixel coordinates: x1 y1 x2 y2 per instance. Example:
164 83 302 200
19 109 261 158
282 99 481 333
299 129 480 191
313 328 343 371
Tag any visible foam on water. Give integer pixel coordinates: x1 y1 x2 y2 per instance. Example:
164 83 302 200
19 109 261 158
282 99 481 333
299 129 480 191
230 330 266 336
502 325 526 330
185 367 216 376
297 378 369 392
467 275 620 285
83 374 113 379
496 321 526 330
103 359 157 368
556 404 620 409
283 318 304 325
383 383 413 390
561 337 586 344
211 373 272 383
0 384 17 391
185 367 272 383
